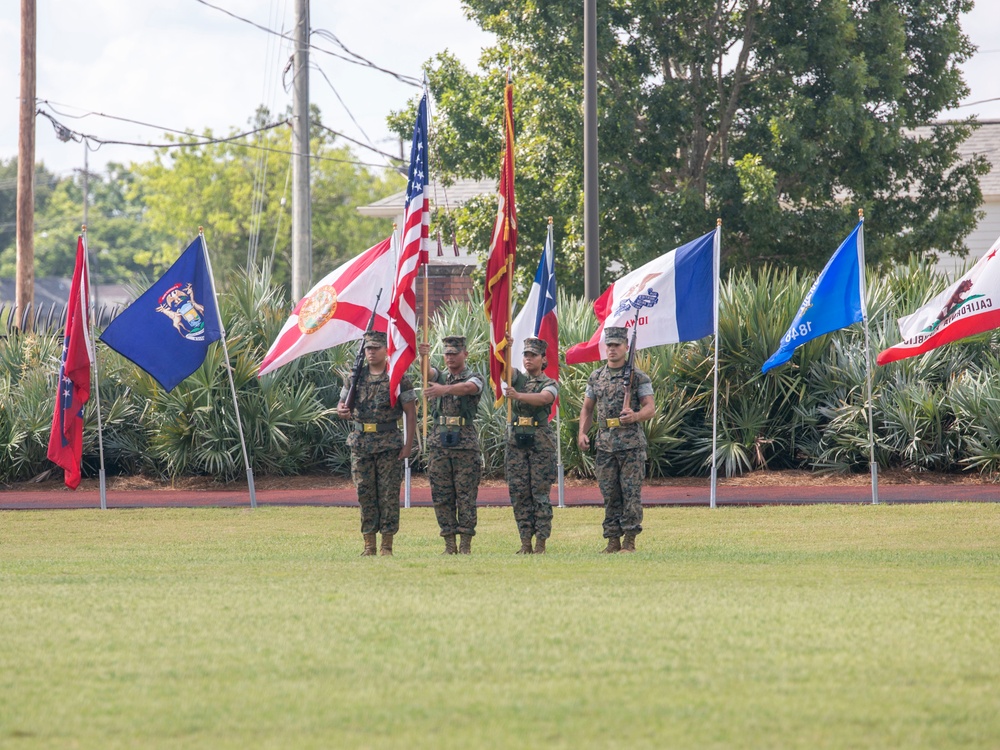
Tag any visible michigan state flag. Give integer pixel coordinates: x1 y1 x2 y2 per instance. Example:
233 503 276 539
761 221 865 373
100 236 221 391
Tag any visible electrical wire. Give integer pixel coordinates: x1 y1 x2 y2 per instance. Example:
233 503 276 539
310 121 404 164
35 106 398 170
192 0 421 86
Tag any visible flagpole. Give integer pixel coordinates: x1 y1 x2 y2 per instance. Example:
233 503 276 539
858 210 879 505
393 224 412 510
548 219 565 509
710 220 721 509
81 227 108 510
199 228 257 509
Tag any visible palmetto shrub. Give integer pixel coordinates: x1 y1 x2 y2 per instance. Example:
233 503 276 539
5 258 1000 483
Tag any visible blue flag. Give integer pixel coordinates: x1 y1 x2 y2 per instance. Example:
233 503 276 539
100 236 222 391
761 221 865 373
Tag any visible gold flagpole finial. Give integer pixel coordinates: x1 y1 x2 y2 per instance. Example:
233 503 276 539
81 224 87 233
198 226 204 235
717 218 722 227
547 216 553 225
393 222 398 231
859 208 864 219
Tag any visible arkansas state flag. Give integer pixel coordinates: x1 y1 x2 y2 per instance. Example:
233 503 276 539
100 235 222 392
878 233 1000 365
566 229 717 364
510 224 558 416
259 237 396 376
47 236 92 489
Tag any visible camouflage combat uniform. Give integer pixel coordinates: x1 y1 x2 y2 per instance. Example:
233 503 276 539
428 365 485 538
586 364 654 539
340 369 416 535
506 367 559 541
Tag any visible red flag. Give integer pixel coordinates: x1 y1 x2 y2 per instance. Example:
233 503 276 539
47 236 92 489
484 80 517 404
387 92 430 405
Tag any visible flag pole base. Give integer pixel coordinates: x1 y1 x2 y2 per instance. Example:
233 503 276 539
247 468 257 509
871 463 879 505
557 463 565 508
404 459 411 509
99 469 107 511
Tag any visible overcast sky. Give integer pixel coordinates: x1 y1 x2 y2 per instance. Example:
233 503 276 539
1 0 999 178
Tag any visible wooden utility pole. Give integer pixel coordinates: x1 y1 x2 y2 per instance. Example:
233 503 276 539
15 0 36 329
290 0 312 301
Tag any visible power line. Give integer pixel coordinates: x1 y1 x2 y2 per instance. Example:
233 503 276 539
192 0 421 86
310 120 403 164
35 106 400 170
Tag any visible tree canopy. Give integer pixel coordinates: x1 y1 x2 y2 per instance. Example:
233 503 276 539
396 0 988 294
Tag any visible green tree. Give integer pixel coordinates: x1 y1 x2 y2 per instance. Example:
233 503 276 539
133 107 404 288
0 163 168 284
394 0 987 294
0 157 61 271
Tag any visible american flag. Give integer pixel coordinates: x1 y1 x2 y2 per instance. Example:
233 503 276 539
47 235 92 489
387 92 430 405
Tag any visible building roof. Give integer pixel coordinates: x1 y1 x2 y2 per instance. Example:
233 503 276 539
357 178 496 218
914 120 1000 196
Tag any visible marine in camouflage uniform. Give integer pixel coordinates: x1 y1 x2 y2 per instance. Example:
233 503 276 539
505 337 559 554
577 326 656 553
337 331 417 557
419 335 485 555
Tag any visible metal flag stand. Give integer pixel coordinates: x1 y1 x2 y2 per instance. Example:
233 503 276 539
199 228 257 508
858 209 879 505
710 220 721 509
82 226 108 510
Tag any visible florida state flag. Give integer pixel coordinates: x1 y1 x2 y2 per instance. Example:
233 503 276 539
484 79 517 404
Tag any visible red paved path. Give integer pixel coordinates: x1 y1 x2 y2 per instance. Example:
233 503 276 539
1 483 996 510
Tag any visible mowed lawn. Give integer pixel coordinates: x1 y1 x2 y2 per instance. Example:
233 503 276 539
1 504 998 749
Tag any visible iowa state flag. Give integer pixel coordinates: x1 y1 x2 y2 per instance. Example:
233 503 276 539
259 236 395 376
878 234 1000 365
47 236 92 489
762 221 865 373
100 235 221 391
566 229 717 364
484 79 517 403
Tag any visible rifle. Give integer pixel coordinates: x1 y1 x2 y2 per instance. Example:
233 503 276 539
343 288 383 411
621 307 641 414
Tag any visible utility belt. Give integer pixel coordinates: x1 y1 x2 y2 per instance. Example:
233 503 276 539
435 416 468 448
600 417 627 429
352 421 400 434
510 416 544 448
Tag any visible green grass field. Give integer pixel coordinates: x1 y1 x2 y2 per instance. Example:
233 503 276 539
1 505 998 749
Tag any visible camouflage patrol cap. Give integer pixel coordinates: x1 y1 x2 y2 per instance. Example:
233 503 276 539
442 335 467 354
522 337 547 355
363 330 387 348
604 326 628 344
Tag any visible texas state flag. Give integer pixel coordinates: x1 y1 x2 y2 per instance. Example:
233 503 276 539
565 229 718 364
510 228 558 379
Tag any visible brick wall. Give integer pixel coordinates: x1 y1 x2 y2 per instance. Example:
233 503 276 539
415 264 475 322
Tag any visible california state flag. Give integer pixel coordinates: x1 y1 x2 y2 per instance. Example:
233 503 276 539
259 237 395 376
878 235 1000 366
